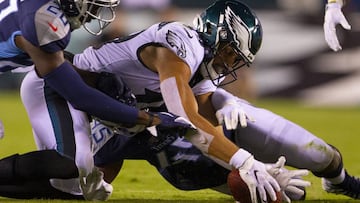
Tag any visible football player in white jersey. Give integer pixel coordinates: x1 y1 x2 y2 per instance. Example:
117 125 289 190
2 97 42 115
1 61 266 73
17 0 297 202
323 0 351 51
72 0 360 201
72 0 305 202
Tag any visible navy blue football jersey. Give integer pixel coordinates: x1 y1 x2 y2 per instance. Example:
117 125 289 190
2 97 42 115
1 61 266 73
0 0 71 72
94 129 230 190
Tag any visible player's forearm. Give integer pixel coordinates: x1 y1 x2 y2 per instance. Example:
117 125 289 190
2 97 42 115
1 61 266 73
206 128 240 161
184 91 253 167
160 77 240 163
160 77 217 132
44 61 140 125
187 126 252 167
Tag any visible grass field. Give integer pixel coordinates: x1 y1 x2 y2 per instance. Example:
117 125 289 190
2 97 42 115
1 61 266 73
1 91 360 203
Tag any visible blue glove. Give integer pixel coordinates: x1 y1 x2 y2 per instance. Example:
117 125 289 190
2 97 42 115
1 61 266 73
153 112 195 129
147 112 195 145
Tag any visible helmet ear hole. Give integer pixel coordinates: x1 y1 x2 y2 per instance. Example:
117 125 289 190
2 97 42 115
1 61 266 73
219 29 228 40
59 0 80 17
205 22 212 35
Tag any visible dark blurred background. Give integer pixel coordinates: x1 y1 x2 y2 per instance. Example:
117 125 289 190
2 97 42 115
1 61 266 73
2 0 359 107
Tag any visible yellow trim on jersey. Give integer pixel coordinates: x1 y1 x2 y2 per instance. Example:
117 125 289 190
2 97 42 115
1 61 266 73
328 0 345 6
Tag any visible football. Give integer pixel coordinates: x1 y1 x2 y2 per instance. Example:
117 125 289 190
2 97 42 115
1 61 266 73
227 169 282 203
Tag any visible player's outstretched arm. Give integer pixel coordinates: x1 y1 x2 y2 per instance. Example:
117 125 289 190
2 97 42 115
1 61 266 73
324 0 351 51
16 36 143 125
210 88 312 202
153 48 280 202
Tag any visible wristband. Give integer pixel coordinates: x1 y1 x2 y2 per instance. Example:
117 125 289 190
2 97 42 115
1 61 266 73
326 2 342 10
229 148 253 169
328 0 344 6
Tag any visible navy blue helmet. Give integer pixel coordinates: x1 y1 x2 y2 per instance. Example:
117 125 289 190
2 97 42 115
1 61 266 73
58 0 119 35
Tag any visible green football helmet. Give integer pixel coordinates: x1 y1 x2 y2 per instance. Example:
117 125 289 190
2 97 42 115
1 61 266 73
193 0 263 86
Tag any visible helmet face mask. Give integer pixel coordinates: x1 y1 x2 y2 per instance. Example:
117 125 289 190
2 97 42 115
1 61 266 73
194 0 262 86
59 0 119 35
200 42 248 86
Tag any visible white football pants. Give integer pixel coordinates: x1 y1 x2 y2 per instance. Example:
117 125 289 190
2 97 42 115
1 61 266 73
232 99 335 172
20 70 93 177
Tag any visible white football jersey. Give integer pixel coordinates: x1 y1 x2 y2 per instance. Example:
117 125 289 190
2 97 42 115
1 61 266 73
74 22 216 110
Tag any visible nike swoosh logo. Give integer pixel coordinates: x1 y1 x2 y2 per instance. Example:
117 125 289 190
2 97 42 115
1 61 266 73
47 22 58 32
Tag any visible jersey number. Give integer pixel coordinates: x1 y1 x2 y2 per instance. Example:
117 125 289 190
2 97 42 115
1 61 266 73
0 0 18 21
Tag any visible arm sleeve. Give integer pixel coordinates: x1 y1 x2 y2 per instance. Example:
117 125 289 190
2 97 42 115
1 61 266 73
43 61 139 124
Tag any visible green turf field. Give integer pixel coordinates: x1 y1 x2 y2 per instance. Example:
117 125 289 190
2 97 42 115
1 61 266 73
1 91 360 203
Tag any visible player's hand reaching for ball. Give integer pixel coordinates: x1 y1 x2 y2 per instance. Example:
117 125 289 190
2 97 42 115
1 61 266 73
266 156 311 203
230 149 281 203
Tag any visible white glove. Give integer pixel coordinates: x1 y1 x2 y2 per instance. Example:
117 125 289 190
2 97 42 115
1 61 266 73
79 168 113 201
266 156 311 203
324 2 351 51
238 156 281 203
216 101 255 130
0 119 4 139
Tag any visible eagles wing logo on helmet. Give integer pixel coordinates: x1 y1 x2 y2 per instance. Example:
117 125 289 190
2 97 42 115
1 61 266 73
166 30 187 58
224 6 254 63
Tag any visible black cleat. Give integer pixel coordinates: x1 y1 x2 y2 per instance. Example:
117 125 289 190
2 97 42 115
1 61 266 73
322 170 360 199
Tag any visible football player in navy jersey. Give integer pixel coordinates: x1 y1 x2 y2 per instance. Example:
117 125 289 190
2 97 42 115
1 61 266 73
0 121 227 200
0 0 193 200
0 119 309 202
0 0 141 124
0 0 184 141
